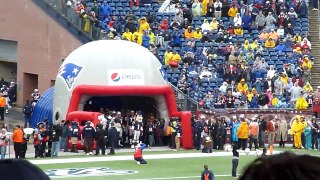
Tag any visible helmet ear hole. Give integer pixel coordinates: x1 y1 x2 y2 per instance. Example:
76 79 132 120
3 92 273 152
55 112 60 121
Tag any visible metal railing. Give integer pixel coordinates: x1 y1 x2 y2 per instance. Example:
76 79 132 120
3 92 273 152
168 82 198 113
41 0 105 41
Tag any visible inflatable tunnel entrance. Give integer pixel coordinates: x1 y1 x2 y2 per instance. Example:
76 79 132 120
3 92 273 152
66 85 193 149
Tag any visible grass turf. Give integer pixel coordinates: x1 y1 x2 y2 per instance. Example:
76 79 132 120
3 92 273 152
36 148 320 180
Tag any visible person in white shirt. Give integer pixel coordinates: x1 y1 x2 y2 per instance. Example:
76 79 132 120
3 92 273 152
233 13 242 26
214 0 222 20
289 82 302 102
200 67 212 79
267 65 276 79
277 25 285 36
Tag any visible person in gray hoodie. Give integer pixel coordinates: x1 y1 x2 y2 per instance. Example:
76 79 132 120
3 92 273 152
255 10 266 30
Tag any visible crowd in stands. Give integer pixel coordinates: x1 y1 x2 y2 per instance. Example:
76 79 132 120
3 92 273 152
62 0 316 110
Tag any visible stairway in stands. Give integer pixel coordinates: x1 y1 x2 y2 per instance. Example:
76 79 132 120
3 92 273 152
309 8 320 89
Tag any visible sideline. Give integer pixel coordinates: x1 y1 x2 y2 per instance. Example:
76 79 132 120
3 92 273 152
30 151 281 165
128 175 236 180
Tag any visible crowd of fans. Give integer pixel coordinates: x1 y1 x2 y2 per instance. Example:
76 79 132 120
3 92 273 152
60 0 317 111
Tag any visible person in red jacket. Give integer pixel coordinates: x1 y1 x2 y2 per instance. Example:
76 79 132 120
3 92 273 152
312 97 320 118
33 129 42 158
134 143 147 164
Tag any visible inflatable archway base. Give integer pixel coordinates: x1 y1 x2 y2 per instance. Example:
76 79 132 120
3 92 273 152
66 85 193 149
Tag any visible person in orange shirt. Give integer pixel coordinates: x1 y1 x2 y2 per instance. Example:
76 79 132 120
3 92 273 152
259 29 269 40
248 117 259 150
12 125 23 159
0 93 5 121
268 29 279 40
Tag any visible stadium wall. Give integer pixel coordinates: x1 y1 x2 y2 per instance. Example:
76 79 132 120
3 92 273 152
0 0 82 106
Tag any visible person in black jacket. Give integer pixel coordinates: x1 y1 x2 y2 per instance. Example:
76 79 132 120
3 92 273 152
258 92 270 109
217 120 226 150
60 120 70 152
108 122 119 155
258 115 267 148
311 118 319 150
194 118 204 150
23 100 33 128
95 124 107 155
51 124 62 157
82 121 95 155
69 121 79 153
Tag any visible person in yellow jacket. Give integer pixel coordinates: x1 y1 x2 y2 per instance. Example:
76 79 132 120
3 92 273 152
193 28 202 39
281 73 288 86
265 38 276 48
237 115 249 150
171 51 181 63
246 89 255 102
271 94 279 107
184 26 194 39
295 94 308 110
209 18 218 31
164 48 173 66
234 25 243 35
202 0 209 15
303 82 313 92
122 28 133 41
132 30 143 45
290 116 306 148
301 56 312 70
138 17 150 33
149 31 155 44
237 79 248 93
228 5 238 18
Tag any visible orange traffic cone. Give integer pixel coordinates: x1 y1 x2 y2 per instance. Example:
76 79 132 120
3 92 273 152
269 145 273 155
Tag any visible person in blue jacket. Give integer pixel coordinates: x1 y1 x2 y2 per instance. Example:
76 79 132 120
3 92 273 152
100 1 112 19
82 121 96 155
304 124 312 150
232 116 240 144
142 31 150 48
250 94 259 108
201 165 214 180
275 40 287 52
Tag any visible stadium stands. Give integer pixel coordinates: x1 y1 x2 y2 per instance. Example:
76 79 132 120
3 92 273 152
56 0 314 110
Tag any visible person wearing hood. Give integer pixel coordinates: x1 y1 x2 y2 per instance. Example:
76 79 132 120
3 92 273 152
267 65 276 79
234 24 243 35
201 19 210 32
265 12 276 32
69 121 79 153
303 82 313 92
201 32 211 43
302 56 312 70
265 38 276 48
295 93 309 110
193 28 203 39
209 18 218 31
233 13 242 26
274 76 284 98
277 98 288 108
271 93 279 107
122 28 133 41
269 29 279 40
138 17 150 33
158 19 168 31
237 79 248 92
237 115 249 150
228 4 238 20
259 29 269 40
202 0 209 15
184 26 194 39
219 82 228 95
298 0 308 18
242 11 252 31
255 10 266 30
275 40 287 52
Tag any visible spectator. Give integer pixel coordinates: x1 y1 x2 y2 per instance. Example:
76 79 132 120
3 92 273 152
184 26 194 39
209 18 218 30
275 40 287 52
122 28 133 41
214 0 222 20
233 13 242 26
265 38 276 48
259 29 269 40
192 0 203 17
158 19 169 31
193 28 203 39
271 93 279 107
295 93 308 110
242 11 252 31
265 12 276 32
201 19 210 32
234 24 244 35
100 1 112 19
0 128 9 159
51 124 62 158
312 0 319 10
255 11 266 30
269 29 279 40
138 17 150 33
237 115 249 150
142 31 150 48
228 4 238 20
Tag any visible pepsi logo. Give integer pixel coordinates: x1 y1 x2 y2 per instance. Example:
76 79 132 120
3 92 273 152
111 73 120 82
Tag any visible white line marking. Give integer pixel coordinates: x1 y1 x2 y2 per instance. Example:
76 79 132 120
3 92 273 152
30 151 281 165
128 175 234 180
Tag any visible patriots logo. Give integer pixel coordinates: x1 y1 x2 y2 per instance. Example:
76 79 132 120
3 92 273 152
58 63 83 90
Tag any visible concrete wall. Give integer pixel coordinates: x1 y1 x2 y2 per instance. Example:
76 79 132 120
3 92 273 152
0 0 83 106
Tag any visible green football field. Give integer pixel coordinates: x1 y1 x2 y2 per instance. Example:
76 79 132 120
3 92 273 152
35 148 320 180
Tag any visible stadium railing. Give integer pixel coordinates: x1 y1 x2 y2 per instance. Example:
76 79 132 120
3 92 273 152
168 82 198 113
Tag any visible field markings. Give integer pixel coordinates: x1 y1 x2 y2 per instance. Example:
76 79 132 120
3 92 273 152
128 174 236 180
30 151 281 165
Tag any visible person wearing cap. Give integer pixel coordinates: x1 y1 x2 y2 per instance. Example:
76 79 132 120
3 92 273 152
259 29 269 40
249 117 259 151
237 115 249 150
265 37 275 48
201 165 214 180
237 79 248 93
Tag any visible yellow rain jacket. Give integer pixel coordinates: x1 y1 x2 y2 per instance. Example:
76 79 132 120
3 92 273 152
303 82 313 92
228 7 238 18
138 18 150 33
302 58 312 70
132 31 142 45
122 31 133 41
237 121 249 139
271 97 279 106
184 28 194 39
164 51 173 66
209 20 218 30
265 39 275 48
295 96 309 110
193 30 202 39
237 79 248 92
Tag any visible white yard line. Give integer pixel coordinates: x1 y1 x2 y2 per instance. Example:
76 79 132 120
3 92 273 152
30 151 281 165
128 175 234 180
